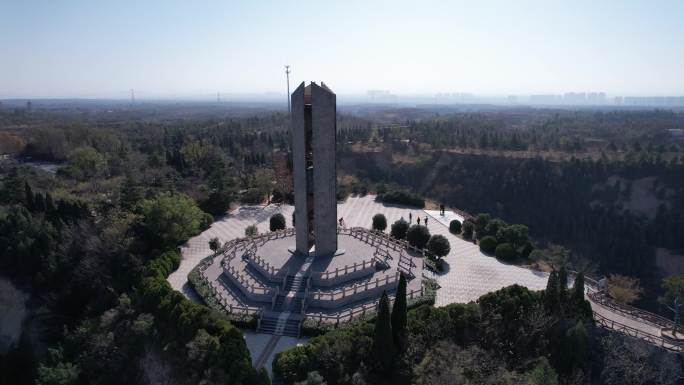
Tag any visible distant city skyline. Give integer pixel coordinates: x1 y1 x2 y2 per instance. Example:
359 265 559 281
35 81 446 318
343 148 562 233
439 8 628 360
1 1 683 99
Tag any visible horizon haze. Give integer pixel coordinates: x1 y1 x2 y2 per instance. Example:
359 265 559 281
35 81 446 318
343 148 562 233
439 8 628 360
1 0 683 99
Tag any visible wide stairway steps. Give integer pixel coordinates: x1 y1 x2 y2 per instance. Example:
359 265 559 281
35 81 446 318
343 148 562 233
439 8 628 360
258 314 301 337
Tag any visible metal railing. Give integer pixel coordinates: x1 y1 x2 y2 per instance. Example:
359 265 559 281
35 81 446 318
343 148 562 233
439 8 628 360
593 310 683 352
588 291 676 330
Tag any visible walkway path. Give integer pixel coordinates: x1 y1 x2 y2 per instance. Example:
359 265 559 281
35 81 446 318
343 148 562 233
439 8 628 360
168 195 679 372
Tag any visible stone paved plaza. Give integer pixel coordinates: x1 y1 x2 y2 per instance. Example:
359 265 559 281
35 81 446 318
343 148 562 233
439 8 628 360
167 194 673 371
169 195 549 307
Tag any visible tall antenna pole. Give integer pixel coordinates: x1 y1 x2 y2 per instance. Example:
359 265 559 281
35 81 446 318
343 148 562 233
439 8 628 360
130 89 135 104
285 65 291 115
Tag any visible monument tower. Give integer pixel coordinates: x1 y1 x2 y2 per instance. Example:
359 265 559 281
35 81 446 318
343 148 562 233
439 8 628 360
291 82 337 257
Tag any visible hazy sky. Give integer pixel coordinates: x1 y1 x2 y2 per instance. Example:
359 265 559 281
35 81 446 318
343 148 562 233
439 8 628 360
1 0 683 99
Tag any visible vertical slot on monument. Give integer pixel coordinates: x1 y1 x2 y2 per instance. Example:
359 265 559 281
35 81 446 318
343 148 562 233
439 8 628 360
304 88 315 250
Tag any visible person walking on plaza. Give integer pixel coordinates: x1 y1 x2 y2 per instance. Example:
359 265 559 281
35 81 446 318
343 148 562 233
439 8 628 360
425 216 429 226
440 203 445 216
409 212 412 223
416 217 421 225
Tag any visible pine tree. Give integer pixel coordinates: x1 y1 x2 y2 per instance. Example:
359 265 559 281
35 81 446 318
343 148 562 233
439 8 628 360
391 274 408 353
371 291 394 373
545 270 560 312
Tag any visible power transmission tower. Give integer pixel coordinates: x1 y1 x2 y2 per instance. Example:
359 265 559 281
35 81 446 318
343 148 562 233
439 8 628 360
285 65 291 115
130 89 135 104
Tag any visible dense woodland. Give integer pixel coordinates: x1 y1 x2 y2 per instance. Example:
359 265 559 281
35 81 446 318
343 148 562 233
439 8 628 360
1 105 683 384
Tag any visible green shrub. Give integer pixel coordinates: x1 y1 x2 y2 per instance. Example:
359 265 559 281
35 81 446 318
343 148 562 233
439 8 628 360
200 212 214 230
462 220 475 240
390 218 409 239
495 242 516 261
427 235 451 258
372 213 387 232
449 219 462 234
407 224 431 249
269 213 286 231
245 225 258 237
479 235 497 254
377 189 425 208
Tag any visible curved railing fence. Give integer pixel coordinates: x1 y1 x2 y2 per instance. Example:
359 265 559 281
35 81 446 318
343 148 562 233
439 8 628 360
593 310 683 352
306 286 425 325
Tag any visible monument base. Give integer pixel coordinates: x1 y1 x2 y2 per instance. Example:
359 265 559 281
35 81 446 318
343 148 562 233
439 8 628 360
287 247 346 257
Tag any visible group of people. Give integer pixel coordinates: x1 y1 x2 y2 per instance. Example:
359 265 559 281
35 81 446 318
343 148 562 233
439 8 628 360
408 212 429 226
337 203 447 229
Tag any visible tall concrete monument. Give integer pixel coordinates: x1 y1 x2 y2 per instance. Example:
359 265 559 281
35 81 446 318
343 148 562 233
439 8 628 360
291 82 337 257
201 80 424 336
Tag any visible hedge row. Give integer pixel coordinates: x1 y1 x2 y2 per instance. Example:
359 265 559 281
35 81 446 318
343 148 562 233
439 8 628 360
187 262 258 330
138 249 268 384
377 190 425 208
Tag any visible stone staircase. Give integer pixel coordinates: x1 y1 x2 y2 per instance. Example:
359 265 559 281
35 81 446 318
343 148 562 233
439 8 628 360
258 312 301 337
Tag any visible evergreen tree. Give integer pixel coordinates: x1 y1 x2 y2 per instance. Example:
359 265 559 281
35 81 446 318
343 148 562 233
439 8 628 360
119 173 142 211
24 182 34 210
391 274 408 353
371 291 394 373
571 272 593 320
562 321 589 372
270 213 286 231
33 192 46 212
45 193 57 220
572 272 585 304
558 265 568 302
1 166 24 204
545 271 560 312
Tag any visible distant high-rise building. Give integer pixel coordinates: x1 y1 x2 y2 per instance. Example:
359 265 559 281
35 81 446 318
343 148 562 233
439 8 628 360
26 100 32 112
564 92 586 104
530 94 560 104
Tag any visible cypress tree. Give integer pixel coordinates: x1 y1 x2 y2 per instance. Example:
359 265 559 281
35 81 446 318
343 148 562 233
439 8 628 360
558 265 568 301
371 291 394 373
33 192 45 212
24 182 34 211
391 274 408 353
545 270 560 312
572 272 593 319
572 272 585 304
45 193 57 220
563 321 589 372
